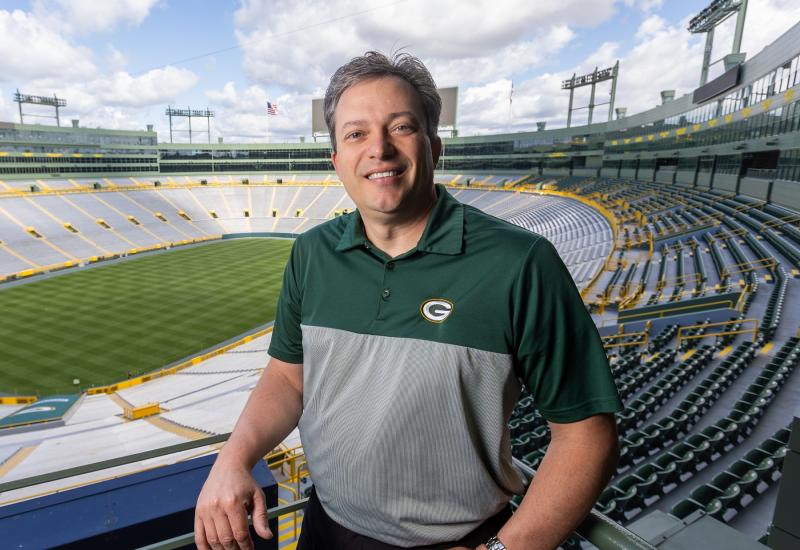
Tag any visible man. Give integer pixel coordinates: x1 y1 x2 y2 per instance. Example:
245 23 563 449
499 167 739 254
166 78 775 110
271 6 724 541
195 51 622 550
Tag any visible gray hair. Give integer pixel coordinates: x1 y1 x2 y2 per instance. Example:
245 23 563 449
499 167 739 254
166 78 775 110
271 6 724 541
323 51 441 151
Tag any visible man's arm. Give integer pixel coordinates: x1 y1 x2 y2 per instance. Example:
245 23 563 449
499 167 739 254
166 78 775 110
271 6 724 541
195 357 303 550
479 413 619 550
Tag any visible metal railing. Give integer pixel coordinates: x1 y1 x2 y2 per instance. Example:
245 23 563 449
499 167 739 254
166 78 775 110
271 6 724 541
1 433 657 550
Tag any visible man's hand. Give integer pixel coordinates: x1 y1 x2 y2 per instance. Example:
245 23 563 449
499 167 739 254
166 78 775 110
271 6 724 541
194 461 272 550
193 357 303 549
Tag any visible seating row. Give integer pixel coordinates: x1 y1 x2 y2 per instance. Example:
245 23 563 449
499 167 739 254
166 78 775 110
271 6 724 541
594 337 799 522
670 424 791 522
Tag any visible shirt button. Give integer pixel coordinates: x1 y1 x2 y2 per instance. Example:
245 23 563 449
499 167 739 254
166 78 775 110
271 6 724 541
382 288 391 300
386 261 396 271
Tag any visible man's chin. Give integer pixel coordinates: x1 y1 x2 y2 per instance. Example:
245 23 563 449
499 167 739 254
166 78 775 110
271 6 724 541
363 202 403 216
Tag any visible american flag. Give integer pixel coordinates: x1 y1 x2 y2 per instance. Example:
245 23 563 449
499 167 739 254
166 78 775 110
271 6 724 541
267 101 279 116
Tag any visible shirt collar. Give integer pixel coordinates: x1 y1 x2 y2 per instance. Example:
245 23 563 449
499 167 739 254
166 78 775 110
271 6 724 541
335 184 464 255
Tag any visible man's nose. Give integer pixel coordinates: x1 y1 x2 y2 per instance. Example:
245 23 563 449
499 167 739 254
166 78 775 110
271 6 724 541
368 130 396 159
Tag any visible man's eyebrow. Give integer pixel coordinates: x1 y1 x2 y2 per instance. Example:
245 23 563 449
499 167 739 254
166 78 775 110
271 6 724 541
340 112 420 130
388 111 420 122
341 120 367 130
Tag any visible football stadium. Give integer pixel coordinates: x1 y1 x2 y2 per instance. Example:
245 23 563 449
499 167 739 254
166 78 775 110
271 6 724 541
1 1 800 549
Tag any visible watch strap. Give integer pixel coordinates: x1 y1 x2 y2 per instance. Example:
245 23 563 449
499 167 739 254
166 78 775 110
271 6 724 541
484 535 507 550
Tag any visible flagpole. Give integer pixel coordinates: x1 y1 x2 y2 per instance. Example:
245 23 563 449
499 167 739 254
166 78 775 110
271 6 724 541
508 80 514 133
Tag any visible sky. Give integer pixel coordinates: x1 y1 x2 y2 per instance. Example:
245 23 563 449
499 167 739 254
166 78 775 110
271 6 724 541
0 0 798 144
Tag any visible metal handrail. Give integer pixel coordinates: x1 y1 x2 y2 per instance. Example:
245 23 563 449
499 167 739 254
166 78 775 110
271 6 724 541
0 434 229 494
2 432 657 550
136 499 310 550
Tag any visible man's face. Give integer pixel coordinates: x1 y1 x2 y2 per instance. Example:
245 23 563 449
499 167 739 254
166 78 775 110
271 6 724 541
331 76 442 219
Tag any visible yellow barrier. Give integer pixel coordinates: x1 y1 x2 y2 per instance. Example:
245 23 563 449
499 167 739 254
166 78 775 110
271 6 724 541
721 257 778 278
86 326 273 395
0 396 37 405
677 318 759 346
708 227 746 241
266 444 309 544
763 214 800 229
123 402 160 420
656 272 702 292
0 180 350 199
733 201 765 213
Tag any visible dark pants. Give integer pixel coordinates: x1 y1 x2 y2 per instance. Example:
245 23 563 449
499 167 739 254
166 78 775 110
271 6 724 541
296 489 512 550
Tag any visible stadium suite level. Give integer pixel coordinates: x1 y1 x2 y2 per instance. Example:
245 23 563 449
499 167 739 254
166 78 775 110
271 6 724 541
2 22 800 210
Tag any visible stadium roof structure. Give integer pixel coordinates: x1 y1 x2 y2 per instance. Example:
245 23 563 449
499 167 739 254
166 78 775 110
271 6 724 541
688 0 747 33
688 0 749 86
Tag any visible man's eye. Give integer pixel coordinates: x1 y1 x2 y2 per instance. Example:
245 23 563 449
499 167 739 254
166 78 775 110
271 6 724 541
393 124 414 133
346 131 364 140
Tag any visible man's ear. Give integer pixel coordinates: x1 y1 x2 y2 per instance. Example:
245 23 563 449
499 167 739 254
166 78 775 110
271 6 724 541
431 136 442 166
331 150 338 172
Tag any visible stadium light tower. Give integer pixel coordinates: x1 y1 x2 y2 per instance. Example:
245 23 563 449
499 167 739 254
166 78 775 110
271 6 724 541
13 89 67 126
561 61 619 128
688 0 748 86
165 106 215 144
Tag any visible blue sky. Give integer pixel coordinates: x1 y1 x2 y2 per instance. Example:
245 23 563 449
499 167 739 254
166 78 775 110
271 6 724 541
0 0 798 142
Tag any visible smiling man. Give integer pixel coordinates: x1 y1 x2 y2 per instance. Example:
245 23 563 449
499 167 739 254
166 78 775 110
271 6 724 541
194 51 622 550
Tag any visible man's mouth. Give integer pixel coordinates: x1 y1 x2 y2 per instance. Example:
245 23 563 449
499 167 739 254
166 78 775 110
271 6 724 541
368 170 399 180
365 167 405 181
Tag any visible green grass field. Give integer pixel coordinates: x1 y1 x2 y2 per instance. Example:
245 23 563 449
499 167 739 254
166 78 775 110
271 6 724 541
0 238 292 395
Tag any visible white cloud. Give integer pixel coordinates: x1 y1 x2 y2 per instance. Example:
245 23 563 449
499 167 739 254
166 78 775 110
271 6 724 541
210 0 800 139
529 14 703 128
233 0 617 91
624 0 663 12
203 81 313 142
206 82 240 108
93 66 199 107
635 14 666 39
32 0 161 34
454 72 569 134
450 12 705 134
0 9 96 82
611 14 704 114
2 66 198 136
429 26 576 86
0 4 196 136
107 45 129 71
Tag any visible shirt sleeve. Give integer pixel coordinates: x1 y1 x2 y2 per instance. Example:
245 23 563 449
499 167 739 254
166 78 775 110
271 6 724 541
268 239 304 364
513 237 622 423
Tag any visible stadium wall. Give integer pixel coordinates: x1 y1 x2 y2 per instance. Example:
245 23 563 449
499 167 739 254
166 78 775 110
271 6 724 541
771 178 800 210
714 173 739 193
740 176 771 200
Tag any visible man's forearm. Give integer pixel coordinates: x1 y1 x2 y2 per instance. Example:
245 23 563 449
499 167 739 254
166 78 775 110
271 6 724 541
215 358 304 471
495 414 618 550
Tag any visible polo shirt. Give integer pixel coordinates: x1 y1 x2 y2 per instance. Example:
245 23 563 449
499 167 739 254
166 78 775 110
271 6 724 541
268 184 622 547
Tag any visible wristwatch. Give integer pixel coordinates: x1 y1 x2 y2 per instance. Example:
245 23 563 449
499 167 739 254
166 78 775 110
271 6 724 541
484 535 507 550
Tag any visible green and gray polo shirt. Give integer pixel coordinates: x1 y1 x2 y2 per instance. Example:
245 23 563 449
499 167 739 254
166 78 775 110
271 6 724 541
268 184 622 546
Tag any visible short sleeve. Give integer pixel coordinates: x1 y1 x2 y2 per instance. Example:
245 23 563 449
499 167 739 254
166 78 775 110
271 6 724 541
268 240 304 364
513 238 622 423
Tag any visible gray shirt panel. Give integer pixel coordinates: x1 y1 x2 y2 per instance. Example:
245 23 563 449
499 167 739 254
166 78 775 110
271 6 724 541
299 324 525 546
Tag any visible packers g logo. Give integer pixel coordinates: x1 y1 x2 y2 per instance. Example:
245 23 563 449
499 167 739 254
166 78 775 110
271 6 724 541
420 299 454 323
